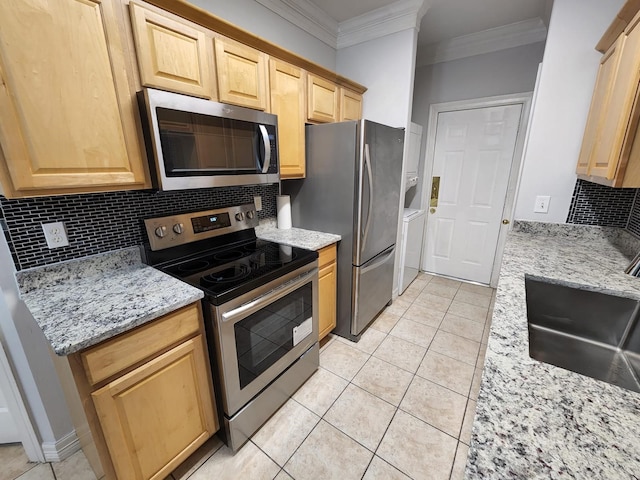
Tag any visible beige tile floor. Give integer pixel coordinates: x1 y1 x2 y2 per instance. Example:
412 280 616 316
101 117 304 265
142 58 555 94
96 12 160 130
2 273 495 480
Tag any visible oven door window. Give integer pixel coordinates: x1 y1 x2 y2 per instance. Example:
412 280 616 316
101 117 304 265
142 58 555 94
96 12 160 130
234 282 313 390
156 107 260 176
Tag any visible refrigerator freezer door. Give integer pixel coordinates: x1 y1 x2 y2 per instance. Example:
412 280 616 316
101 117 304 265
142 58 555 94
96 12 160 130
352 245 396 335
354 121 404 266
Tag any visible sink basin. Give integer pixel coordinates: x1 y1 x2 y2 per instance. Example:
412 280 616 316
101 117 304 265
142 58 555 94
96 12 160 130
525 275 640 393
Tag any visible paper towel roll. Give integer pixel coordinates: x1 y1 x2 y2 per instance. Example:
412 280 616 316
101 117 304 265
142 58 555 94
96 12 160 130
276 195 292 229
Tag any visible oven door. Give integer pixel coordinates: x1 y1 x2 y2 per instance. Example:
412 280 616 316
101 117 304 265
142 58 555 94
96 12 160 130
211 262 318 416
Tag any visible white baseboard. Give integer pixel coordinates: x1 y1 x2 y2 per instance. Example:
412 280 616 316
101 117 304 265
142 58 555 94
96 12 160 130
42 430 80 462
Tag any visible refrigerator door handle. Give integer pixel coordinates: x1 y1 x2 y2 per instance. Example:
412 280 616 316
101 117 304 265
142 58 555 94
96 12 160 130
362 143 374 252
361 246 395 274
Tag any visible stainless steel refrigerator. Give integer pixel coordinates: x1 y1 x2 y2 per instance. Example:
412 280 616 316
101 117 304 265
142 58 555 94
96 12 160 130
285 120 404 340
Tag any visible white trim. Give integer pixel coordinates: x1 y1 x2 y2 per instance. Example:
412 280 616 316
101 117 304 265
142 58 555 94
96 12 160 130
254 0 338 48
337 0 426 49
255 0 430 50
0 340 44 462
417 18 547 66
419 92 533 287
41 430 80 462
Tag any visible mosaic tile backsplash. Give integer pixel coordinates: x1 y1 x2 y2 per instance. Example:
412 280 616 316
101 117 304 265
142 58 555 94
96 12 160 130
566 179 638 228
0 184 278 270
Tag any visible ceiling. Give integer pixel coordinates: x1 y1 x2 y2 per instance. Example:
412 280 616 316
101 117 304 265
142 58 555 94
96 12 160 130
308 0 552 50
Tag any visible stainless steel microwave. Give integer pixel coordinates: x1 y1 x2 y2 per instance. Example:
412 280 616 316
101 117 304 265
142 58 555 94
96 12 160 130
138 88 279 190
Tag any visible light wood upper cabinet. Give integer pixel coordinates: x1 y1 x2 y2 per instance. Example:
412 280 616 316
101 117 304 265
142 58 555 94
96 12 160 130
318 244 337 340
92 335 216 480
577 7 640 186
270 59 306 178
340 88 363 121
129 2 215 99
0 0 150 198
307 74 340 123
215 36 269 110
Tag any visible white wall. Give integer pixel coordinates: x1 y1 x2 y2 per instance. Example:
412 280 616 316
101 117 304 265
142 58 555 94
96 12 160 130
410 42 545 209
337 29 419 129
189 0 337 69
0 234 75 458
514 0 625 222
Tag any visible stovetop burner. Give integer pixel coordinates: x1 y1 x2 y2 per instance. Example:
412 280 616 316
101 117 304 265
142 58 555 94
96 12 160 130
201 264 251 286
161 238 318 305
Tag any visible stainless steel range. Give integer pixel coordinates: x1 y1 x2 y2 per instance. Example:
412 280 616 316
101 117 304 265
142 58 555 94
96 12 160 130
141 203 319 451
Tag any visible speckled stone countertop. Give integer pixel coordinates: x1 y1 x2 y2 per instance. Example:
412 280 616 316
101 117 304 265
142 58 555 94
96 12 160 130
16 247 203 356
255 218 341 251
466 222 640 479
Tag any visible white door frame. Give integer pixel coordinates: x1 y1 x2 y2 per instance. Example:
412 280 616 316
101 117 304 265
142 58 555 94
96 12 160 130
420 92 533 287
0 336 44 461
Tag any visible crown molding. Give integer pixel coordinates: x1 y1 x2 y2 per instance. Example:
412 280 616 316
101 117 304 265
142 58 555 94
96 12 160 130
337 0 427 49
255 0 429 51
254 0 338 48
417 17 547 66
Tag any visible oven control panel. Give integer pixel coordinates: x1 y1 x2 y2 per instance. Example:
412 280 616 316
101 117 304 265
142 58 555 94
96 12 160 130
144 203 258 251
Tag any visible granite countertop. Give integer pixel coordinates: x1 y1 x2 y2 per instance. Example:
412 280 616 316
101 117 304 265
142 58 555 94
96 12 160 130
467 222 640 478
17 247 203 356
255 218 341 251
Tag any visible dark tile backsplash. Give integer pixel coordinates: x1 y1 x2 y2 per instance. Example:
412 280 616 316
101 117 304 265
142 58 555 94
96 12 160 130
0 184 278 270
566 179 638 228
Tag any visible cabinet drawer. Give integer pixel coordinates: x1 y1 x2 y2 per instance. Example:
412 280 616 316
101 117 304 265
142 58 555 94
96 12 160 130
81 303 201 385
318 244 337 269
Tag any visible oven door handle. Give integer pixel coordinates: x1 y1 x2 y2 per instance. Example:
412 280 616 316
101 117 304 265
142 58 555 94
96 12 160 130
221 268 316 323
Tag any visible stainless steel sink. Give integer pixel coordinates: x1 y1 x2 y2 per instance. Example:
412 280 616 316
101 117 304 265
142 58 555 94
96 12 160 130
525 275 640 393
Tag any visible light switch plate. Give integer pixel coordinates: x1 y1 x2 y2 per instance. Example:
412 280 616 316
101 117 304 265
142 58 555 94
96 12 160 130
534 195 551 213
254 196 262 211
42 222 69 249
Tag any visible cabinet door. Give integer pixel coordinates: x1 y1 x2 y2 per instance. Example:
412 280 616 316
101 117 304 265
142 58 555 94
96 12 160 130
592 13 640 182
318 245 337 340
307 74 339 123
340 88 363 121
0 0 149 197
576 36 623 176
92 336 216 480
270 59 306 178
215 36 269 110
129 2 215 99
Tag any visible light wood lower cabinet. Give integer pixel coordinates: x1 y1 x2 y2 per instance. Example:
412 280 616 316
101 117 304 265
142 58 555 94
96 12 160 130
0 0 150 198
129 2 215 99
318 244 337 340
270 59 306 178
68 303 217 480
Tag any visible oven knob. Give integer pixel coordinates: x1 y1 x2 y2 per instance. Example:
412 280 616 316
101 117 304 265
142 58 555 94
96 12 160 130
173 223 184 234
235 212 245 221
154 226 167 238
246 210 255 219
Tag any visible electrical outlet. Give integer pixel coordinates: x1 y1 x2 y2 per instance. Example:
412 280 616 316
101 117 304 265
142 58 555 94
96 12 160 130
254 196 262 212
534 195 551 213
42 222 69 249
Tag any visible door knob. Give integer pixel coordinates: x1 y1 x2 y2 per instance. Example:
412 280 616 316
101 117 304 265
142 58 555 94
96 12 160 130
502 219 510 225
430 208 436 214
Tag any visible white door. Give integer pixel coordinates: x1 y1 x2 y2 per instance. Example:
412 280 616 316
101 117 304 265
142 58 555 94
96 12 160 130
0 342 21 444
423 104 523 284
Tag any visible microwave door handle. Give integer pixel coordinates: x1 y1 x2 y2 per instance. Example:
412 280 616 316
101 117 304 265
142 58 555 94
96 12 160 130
258 125 271 173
